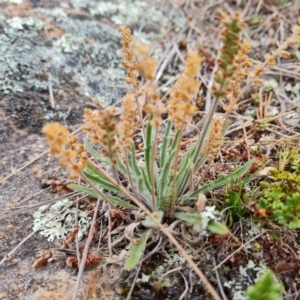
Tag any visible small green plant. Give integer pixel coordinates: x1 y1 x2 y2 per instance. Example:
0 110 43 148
246 269 283 300
223 178 250 227
258 148 300 229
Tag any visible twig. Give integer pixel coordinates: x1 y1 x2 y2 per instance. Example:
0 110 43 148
107 209 112 259
212 233 263 272
0 149 49 185
125 262 143 300
212 256 228 300
0 191 78 221
0 186 51 216
178 272 189 300
71 196 102 300
98 275 109 300
48 82 55 109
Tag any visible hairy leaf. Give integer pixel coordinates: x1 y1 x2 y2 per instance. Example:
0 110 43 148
175 212 202 224
124 230 151 270
207 220 229 234
184 159 256 203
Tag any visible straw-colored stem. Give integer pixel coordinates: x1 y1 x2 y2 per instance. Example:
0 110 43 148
194 159 212 191
71 196 101 300
178 94 220 198
171 129 183 216
134 89 145 141
150 127 158 211
124 150 141 208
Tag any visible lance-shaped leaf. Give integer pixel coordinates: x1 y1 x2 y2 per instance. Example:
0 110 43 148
157 148 176 205
175 212 202 224
175 150 196 196
84 164 125 196
141 168 152 194
207 220 229 235
157 130 181 206
144 115 154 180
124 230 151 270
159 120 172 169
68 183 138 210
183 159 256 204
127 143 141 176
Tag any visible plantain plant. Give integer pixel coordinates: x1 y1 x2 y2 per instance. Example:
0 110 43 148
43 15 266 272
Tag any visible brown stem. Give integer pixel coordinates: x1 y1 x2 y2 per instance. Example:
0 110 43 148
124 149 140 205
171 129 183 217
150 127 159 211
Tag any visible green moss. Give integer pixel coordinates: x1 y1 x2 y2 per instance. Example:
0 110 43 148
258 149 300 228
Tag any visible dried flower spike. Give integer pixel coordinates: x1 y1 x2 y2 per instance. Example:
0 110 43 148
212 13 243 98
42 123 87 179
83 107 119 165
119 92 137 150
203 115 225 160
120 25 139 90
168 49 202 130
223 39 252 112
134 39 157 82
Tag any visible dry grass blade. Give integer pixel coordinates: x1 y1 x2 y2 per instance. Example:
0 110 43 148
125 262 143 300
72 197 101 300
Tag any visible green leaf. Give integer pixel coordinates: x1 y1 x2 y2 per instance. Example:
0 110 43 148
175 212 202 224
184 159 255 203
124 230 151 270
157 130 181 205
246 269 283 300
68 183 101 198
127 143 141 176
207 220 229 234
157 148 176 205
176 150 196 196
145 115 154 180
84 166 124 196
105 194 138 210
168 130 180 156
84 139 106 162
160 120 172 169
141 168 152 193
68 183 138 210
288 218 300 229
